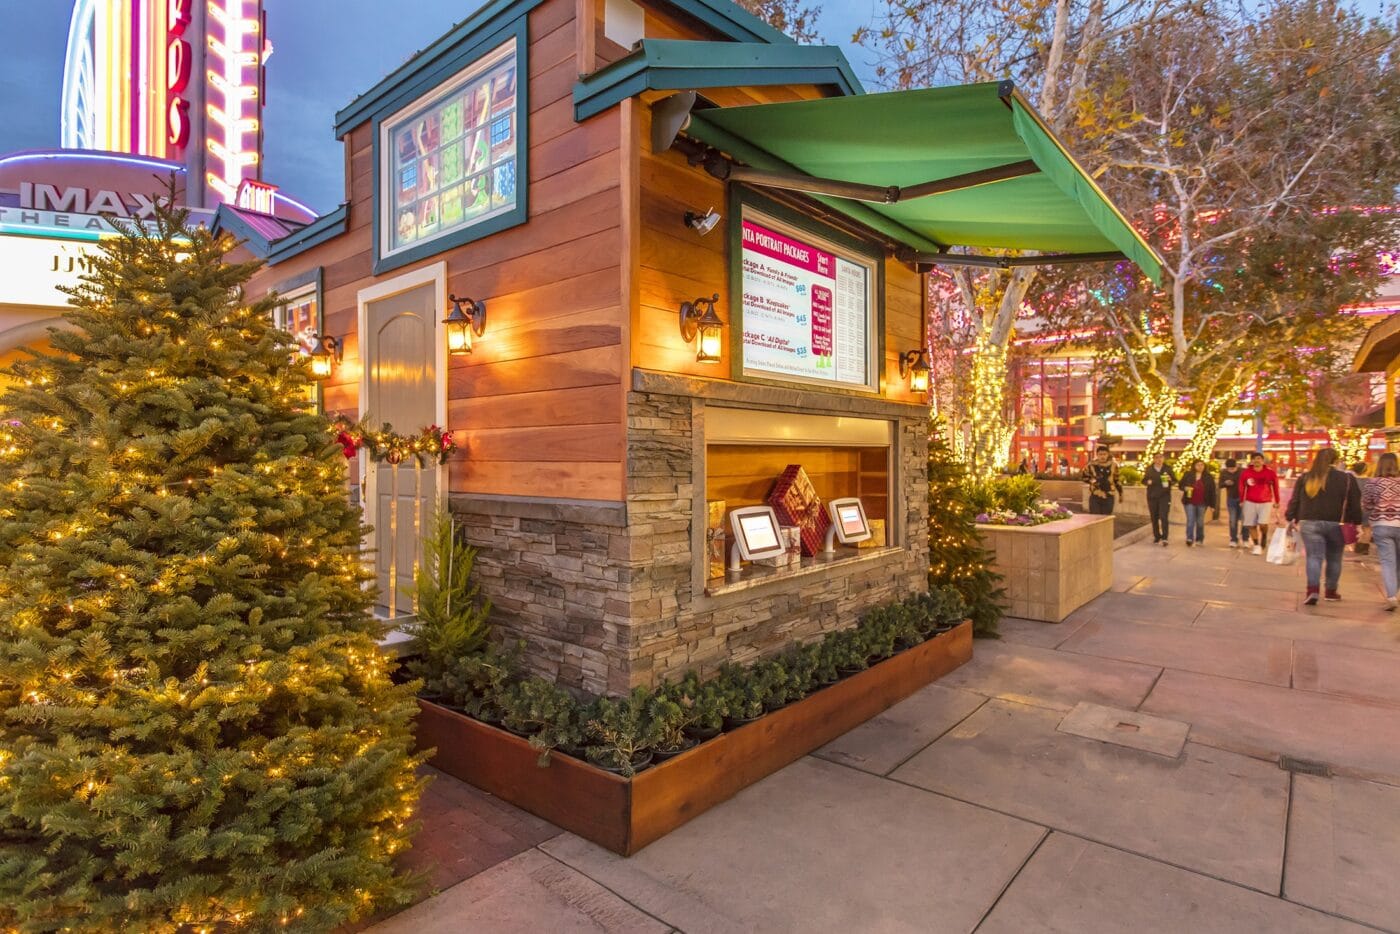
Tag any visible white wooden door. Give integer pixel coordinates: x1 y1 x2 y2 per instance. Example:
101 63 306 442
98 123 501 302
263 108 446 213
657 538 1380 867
363 283 438 620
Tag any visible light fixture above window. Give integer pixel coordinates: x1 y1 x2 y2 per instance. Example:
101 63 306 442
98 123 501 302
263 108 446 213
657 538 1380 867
683 207 720 236
898 349 931 395
443 295 487 356
306 335 341 381
679 294 724 363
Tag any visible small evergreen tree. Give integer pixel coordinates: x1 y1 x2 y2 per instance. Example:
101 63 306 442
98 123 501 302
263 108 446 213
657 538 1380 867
927 425 1003 636
0 203 424 930
405 510 494 697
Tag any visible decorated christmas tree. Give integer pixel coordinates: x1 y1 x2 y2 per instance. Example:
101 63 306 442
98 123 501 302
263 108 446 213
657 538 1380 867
928 425 1003 636
0 203 424 930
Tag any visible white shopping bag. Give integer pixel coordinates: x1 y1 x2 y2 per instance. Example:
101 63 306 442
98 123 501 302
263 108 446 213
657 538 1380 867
1266 527 1298 565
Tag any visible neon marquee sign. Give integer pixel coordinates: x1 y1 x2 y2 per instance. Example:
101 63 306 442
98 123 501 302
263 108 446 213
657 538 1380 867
167 0 193 150
60 0 266 209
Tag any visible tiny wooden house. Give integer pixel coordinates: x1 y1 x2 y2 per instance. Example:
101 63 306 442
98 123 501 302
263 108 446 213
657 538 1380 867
227 0 1159 695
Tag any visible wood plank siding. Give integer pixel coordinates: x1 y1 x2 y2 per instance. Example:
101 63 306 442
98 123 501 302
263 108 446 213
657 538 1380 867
248 0 629 502
245 0 926 506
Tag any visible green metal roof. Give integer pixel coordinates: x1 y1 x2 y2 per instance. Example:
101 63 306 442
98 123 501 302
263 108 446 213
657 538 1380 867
574 39 862 121
685 81 1164 283
336 0 793 137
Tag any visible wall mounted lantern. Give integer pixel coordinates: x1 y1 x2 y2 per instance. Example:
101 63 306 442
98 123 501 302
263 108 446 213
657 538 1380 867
899 349 931 395
679 293 724 363
444 295 487 356
306 334 341 381
683 207 720 236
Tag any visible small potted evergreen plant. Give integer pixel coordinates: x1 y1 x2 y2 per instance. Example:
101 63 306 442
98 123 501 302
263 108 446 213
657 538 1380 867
647 689 697 761
812 639 842 686
584 688 663 777
500 677 574 738
719 665 767 728
679 675 727 741
752 659 794 711
405 511 492 702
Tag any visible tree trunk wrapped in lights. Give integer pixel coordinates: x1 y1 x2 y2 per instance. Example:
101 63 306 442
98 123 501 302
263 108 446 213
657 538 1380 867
1180 384 1243 466
967 335 1017 478
0 202 425 931
1327 428 1373 468
1137 384 1178 462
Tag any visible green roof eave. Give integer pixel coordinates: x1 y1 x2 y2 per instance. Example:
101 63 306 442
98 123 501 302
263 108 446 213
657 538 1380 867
334 0 545 138
663 0 796 44
267 204 350 266
573 40 863 121
334 0 795 138
684 81 1165 284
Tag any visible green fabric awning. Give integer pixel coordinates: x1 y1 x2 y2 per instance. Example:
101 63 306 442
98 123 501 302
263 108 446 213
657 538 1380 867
683 81 1164 284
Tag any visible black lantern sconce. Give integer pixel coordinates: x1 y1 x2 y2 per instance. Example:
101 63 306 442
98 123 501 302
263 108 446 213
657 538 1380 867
898 348 931 395
444 295 487 356
306 334 342 381
679 293 724 363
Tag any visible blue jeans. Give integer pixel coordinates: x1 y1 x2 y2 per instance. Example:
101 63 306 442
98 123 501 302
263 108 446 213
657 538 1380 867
1226 499 1243 543
1184 504 1207 543
1372 525 1400 599
1298 520 1345 593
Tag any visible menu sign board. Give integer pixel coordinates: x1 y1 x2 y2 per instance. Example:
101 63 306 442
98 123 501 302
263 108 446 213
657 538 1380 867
741 218 872 389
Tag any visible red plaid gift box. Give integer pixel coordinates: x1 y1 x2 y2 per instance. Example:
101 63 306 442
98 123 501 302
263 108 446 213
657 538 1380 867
766 465 830 557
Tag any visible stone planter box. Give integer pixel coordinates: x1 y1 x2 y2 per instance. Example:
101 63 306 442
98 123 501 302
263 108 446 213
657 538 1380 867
414 622 973 856
978 514 1113 622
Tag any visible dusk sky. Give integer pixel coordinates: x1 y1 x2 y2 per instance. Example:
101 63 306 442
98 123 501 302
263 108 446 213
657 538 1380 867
0 1 877 214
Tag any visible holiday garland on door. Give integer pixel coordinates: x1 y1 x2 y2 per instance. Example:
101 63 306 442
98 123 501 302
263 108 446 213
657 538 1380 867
332 416 456 465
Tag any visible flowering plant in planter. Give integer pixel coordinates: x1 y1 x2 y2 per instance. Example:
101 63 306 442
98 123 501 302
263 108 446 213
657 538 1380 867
975 499 1074 527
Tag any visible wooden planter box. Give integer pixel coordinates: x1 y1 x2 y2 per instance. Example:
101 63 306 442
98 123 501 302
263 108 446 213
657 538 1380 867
978 513 1113 622
415 621 973 856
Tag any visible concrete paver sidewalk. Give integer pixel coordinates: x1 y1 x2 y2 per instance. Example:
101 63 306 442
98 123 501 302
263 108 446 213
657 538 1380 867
370 536 1400 933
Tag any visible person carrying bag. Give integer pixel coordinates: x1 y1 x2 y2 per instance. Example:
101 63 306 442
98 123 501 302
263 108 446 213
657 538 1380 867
1285 447 1363 605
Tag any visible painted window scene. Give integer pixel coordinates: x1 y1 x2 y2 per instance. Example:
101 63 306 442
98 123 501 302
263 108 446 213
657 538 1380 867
387 39 518 253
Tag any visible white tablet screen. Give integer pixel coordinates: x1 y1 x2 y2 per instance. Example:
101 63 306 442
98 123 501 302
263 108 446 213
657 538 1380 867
838 504 864 535
739 514 780 551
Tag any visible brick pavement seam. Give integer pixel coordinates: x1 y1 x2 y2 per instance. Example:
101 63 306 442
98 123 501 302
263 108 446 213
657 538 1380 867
968 827 1051 934
1134 666 1166 712
532 845 684 934
827 756 1398 934
1279 772 1294 899
1168 729 1400 789
874 695 991 778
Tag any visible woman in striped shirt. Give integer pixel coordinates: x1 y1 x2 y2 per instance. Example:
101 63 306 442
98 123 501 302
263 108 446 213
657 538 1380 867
1361 452 1400 611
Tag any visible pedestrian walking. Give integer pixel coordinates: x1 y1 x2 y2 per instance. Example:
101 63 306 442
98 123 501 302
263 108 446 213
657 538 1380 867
1239 452 1281 555
1143 451 1176 546
1285 447 1363 605
1361 452 1400 611
1219 457 1244 547
1178 458 1216 547
1083 447 1122 515
1350 460 1373 554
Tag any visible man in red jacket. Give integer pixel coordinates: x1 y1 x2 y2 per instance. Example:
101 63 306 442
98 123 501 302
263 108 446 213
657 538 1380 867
1239 452 1281 555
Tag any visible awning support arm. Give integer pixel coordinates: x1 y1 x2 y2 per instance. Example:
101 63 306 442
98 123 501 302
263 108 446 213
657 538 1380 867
718 159 1040 204
909 250 1127 271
